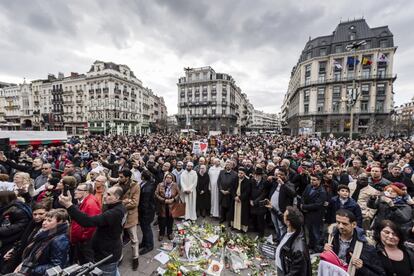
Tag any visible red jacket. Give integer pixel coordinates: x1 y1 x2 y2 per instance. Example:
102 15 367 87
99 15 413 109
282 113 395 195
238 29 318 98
70 194 101 244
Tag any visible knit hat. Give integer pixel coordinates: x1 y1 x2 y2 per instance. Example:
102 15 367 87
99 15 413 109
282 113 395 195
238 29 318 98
392 182 406 191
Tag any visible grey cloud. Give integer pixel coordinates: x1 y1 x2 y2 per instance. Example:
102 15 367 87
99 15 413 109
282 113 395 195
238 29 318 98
0 0 413 114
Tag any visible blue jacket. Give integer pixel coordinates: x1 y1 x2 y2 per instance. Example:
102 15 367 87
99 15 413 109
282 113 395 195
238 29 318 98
327 196 363 227
32 233 70 276
301 184 327 224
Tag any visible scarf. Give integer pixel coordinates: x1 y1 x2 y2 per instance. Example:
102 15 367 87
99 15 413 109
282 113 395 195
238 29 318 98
22 222 68 265
165 182 172 198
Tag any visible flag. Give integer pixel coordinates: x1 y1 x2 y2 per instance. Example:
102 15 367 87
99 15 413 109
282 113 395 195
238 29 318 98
377 53 389 63
347 57 360 66
362 57 372 65
334 61 342 70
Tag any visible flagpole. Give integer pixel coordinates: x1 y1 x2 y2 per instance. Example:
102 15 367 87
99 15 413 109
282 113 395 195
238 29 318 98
346 40 366 140
350 50 356 140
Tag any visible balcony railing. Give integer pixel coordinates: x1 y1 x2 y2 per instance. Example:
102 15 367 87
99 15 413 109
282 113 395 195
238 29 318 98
297 107 390 116
299 74 396 89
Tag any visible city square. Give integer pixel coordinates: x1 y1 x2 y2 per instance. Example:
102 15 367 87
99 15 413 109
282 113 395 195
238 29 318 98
1 1 414 276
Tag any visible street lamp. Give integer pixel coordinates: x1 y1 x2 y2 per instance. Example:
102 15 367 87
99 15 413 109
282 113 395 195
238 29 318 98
346 40 366 140
184 67 192 137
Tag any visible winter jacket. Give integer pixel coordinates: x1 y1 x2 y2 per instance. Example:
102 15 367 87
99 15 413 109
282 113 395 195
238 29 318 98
301 184 327 225
357 184 381 221
327 196 363 227
368 196 413 233
279 230 311 276
114 179 140 228
138 179 156 224
250 178 268 215
369 177 391 192
67 201 126 264
268 180 296 215
0 201 32 251
330 227 385 276
155 182 181 217
70 194 101 244
22 226 70 276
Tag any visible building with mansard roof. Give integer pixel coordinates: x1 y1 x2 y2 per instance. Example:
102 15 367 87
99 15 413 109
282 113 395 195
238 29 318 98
176 66 253 134
281 19 396 136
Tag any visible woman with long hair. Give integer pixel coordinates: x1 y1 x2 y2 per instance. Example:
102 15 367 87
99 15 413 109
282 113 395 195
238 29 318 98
374 220 414 276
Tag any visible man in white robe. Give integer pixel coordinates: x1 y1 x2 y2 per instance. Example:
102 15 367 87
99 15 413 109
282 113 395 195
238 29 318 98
208 158 222 218
180 162 198 221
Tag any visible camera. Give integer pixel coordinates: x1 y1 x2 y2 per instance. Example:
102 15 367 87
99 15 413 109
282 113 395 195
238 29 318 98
46 254 112 276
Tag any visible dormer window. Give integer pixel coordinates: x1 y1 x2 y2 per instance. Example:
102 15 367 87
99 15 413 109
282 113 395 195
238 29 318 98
349 32 356 40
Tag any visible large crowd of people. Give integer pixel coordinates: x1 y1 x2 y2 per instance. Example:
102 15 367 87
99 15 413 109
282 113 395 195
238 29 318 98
0 133 413 276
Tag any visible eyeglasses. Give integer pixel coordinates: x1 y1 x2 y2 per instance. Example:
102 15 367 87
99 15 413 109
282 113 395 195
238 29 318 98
42 168 50 170
76 188 88 192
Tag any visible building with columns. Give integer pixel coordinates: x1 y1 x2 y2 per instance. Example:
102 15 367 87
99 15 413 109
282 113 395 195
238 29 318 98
0 61 167 135
176 66 252 134
281 19 396 136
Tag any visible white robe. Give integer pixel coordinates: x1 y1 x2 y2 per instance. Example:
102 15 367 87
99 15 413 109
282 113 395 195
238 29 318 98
180 170 198 221
208 166 222 217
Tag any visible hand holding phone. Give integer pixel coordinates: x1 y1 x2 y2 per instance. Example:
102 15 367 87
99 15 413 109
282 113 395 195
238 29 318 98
63 184 69 196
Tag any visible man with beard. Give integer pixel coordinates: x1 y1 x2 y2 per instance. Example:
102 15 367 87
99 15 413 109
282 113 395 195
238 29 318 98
217 160 237 224
208 158 222 218
250 167 268 237
180 162 198 221
172 161 184 188
231 167 251 232
383 164 403 183
323 209 384 275
368 166 391 192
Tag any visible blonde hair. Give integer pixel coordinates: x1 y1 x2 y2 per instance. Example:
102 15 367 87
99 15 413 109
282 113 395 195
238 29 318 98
14 172 32 188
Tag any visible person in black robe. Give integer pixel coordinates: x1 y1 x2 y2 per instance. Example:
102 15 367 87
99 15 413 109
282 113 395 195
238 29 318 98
196 165 210 217
218 160 238 224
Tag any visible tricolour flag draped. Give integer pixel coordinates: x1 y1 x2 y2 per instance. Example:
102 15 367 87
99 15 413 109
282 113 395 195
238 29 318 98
362 57 373 65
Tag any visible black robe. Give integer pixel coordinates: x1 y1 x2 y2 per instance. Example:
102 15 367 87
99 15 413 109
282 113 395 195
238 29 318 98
196 172 211 211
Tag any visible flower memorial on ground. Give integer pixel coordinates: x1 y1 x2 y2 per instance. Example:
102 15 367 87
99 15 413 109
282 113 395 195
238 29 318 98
154 222 277 276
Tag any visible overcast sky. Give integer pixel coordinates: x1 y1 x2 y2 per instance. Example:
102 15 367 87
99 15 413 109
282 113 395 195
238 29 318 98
0 0 413 115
